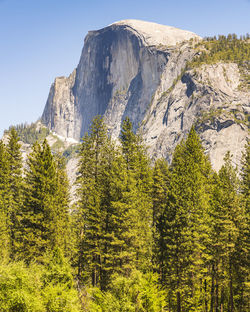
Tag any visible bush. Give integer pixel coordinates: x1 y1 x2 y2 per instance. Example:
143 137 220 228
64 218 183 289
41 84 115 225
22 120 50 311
0 250 81 312
0 261 44 312
42 248 82 312
42 284 81 312
85 270 166 312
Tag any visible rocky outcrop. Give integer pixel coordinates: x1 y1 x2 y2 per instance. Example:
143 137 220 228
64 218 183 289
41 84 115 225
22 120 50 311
142 62 249 170
42 70 76 138
42 20 249 170
42 20 200 139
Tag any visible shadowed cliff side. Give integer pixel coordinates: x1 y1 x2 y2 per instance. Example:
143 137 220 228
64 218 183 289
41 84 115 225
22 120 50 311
42 20 200 140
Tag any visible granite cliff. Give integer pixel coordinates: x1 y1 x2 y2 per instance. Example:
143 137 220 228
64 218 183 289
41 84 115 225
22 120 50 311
42 20 249 170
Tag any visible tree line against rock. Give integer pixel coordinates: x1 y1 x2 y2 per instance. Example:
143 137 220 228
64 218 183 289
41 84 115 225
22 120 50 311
189 33 250 73
0 117 249 311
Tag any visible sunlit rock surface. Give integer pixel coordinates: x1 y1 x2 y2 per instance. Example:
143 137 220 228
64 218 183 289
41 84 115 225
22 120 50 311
42 20 249 170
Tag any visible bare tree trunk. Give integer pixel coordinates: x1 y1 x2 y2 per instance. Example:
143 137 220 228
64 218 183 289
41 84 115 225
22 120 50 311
228 258 234 312
210 264 215 312
205 278 208 312
215 274 219 312
92 259 97 287
220 286 224 312
177 291 181 312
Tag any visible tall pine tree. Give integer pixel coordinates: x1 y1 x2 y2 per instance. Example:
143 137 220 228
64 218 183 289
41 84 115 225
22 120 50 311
208 152 249 312
76 116 110 288
19 140 70 263
238 142 250 311
50 155 71 255
151 158 170 281
0 140 10 262
160 126 212 312
76 116 153 290
5 128 23 258
119 117 153 271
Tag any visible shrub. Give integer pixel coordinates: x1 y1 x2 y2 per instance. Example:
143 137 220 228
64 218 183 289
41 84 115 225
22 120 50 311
85 270 166 312
0 261 44 312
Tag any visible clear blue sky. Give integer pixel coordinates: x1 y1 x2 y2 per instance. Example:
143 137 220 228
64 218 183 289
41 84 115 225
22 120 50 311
0 0 249 136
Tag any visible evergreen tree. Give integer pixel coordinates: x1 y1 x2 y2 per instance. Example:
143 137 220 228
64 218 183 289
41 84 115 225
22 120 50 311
76 116 134 289
0 141 10 262
76 116 153 290
76 116 110 287
151 158 170 281
5 127 23 258
50 155 71 255
19 140 69 263
103 150 134 276
209 152 248 312
119 117 153 271
209 170 231 312
238 142 250 311
161 126 212 312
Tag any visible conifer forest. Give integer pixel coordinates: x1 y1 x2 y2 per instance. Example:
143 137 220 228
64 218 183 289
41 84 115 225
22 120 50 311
0 117 249 312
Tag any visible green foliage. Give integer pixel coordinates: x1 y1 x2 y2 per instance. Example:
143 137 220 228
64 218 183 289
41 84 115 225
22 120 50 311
18 140 70 263
42 249 82 312
0 115 249 311
119 118 153 271
5 122 50 145
42 284 81 312
0 253 81 312
19 140 56 262
51 137 65 152
158 127 213 311
239 142 250 308
151 158 170 278
76 117 153 291
5 128 23 258
189 34 250 68
53 155 71 254
0 140 10 262
241 141 250 201
0 261 44 312
195 107 224 125
195 108 249 133
210 152 246 311
188 34 250 89
76 116 112 287
86 270 166 312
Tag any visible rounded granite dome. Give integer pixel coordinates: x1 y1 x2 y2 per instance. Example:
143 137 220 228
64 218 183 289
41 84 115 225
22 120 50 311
109 19 201 46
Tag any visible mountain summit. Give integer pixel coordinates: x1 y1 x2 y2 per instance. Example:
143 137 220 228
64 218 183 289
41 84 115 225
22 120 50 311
42 20 249 170
109 19 201 46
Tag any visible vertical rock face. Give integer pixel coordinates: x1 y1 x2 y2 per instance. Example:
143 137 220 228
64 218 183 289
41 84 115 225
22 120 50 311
42 20 249 170
42 20 200 139
42 70 76 138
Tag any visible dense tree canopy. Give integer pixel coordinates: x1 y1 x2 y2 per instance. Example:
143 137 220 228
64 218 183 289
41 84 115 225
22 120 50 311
0 119 249 311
